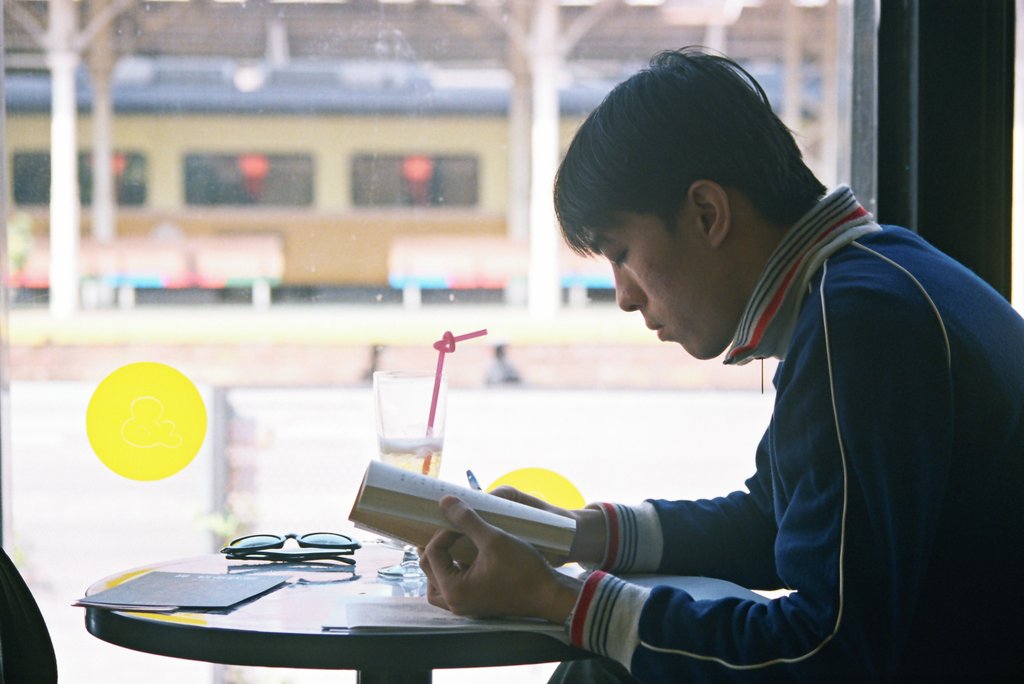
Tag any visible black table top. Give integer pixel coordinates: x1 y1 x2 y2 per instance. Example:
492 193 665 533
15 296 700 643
83 542 590 678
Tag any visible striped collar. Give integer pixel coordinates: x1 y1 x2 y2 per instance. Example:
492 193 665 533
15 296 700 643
724 186 880 366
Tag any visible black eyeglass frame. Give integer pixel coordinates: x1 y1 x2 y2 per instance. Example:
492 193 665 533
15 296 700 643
220 532 360 564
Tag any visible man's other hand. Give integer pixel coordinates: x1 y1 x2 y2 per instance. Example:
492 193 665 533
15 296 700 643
420 495 581 625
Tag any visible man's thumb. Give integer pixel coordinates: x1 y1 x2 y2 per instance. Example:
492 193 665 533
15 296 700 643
439 496 489 537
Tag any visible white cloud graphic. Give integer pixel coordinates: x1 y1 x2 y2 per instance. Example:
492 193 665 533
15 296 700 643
120 396 184 449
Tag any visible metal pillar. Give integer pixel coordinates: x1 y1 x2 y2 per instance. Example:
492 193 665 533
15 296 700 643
88 0 117 244
46 0 82 318
526 0 562 320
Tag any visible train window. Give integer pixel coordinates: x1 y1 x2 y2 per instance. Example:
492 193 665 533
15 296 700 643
351 154 479 207
183 153 314 207
10 153 48 205
11 151 147 207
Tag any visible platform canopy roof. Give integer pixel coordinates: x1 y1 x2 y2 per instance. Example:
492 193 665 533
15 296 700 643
4 0 819 76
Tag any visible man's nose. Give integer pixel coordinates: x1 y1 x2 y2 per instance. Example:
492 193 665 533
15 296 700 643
614 267 643 312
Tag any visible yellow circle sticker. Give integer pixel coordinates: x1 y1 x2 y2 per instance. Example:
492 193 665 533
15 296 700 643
487 468 586 510
86 362 207 481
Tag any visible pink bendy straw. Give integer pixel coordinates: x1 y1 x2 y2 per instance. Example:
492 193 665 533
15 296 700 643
423 328 488 475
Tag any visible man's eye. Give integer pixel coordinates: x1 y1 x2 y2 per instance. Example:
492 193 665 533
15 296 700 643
612 250 628 266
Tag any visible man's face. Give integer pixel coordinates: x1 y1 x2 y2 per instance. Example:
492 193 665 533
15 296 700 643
596 204 748 360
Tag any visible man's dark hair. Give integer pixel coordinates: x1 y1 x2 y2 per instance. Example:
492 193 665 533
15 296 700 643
554 47 827 255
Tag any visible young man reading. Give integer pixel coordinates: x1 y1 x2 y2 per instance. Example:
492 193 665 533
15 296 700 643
419 48 1024 681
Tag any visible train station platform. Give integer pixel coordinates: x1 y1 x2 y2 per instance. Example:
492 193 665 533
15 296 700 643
6 303 775 391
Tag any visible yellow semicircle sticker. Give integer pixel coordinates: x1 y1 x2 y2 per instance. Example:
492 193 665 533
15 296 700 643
486 468 586 510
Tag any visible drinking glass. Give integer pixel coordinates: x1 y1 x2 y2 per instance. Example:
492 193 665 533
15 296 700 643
372 370 446 580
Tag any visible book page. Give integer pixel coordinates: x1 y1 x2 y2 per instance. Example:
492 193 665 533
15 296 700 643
349 508 481 563
331 596 566 640
350 461 575 555
364 461 576 531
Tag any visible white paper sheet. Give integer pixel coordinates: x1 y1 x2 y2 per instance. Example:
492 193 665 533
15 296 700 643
324 596 567 641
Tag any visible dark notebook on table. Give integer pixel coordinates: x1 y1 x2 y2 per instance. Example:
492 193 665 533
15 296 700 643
76 571 286 612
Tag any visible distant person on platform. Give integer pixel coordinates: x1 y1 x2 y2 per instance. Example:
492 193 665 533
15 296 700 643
361 344 385 383
485 343 521 386
418 47 1024 682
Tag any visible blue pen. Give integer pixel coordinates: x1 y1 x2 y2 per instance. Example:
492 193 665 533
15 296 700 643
466 469 482 491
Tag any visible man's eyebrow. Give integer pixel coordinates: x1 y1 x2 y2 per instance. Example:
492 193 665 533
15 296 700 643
590 235 612 256
593 229 623 251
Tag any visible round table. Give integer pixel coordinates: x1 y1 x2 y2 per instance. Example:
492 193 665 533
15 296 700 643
83 542 590 683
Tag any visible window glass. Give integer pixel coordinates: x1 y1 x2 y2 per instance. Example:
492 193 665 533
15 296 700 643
11 151 147 206
184 153 314 206
10 152 48 205
351 154 479 207
2 2 869 682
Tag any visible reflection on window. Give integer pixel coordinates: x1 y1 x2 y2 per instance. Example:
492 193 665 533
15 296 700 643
11 151 147 206
351 154 478 207
184 153 314 206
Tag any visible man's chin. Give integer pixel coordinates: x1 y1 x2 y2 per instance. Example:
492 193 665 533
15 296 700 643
675 337 727 361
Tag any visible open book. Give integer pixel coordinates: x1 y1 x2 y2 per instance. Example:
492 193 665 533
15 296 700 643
348 460 576 564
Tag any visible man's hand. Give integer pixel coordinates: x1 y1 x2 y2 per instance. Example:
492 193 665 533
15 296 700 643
420 496 581 625
487 485 576 518
488 486 607 567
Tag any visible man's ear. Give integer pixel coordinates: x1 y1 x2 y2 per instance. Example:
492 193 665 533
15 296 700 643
686 180 731 248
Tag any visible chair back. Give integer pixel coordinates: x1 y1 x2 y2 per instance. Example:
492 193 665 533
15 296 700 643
0 548 57 683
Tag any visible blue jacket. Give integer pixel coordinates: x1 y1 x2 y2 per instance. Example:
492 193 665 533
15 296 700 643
572 189 1024 681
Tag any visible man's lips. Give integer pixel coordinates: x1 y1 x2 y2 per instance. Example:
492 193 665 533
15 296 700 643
645 321 666 339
